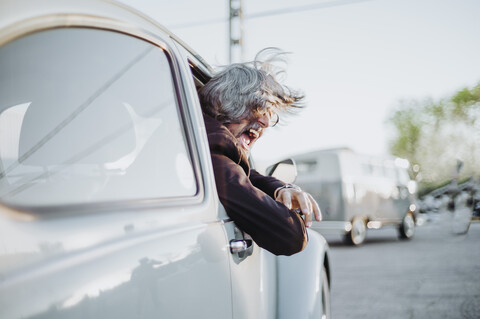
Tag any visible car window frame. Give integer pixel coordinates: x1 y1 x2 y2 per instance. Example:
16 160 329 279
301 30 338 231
0 17 206 214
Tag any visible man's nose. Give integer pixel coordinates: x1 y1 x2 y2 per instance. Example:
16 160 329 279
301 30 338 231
257 113 270 128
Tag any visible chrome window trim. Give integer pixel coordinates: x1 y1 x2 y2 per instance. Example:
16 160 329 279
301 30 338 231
0 14 208 213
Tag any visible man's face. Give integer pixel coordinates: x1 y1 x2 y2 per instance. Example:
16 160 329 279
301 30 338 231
225 108 278 155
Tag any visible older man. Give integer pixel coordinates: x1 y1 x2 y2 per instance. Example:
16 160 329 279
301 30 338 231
199 49 321 256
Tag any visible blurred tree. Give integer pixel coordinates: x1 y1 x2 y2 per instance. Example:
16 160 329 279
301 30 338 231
388 82 480 194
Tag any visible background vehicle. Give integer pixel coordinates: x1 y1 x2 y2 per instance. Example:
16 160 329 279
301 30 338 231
0 0 330 318
292 148 418 245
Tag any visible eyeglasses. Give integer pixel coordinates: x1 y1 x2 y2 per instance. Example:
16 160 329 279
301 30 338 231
255 108 279 127
270 112 279 127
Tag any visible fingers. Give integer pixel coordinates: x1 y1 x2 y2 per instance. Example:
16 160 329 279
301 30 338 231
308 193 322 222
277 189 292 210
276 188 322 227
298 192 313 227
303 207 313 227
296 191 312 218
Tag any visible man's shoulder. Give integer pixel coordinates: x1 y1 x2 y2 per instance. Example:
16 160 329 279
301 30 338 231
202 113 223 132
203 114 236 148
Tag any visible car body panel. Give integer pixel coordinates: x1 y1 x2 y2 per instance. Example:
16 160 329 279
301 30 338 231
223 219 277 319
277 229 329 319
0 209 233 318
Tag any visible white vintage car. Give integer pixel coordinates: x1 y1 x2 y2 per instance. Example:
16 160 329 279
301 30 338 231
0 0 331 318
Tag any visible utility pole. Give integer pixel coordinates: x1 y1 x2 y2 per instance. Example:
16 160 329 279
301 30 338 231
229 0 244 63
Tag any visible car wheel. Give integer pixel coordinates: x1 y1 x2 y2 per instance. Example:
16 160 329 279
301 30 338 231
345 217 366 245
398 212 415 239
320 266 331 319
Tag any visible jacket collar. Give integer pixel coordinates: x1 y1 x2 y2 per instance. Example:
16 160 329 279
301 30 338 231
203 113 250 174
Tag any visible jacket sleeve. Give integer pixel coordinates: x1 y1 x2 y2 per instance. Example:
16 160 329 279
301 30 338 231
249 169 284 198
211 153 307 256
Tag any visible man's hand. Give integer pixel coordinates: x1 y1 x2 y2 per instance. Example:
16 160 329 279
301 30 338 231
275 186 322 227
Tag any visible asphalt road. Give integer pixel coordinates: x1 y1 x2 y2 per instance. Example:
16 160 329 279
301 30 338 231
323 211 480 319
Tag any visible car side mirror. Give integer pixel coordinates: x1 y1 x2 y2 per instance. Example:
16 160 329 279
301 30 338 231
265 158 297 184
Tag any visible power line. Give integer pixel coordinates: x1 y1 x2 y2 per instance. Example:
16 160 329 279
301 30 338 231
168 0 374 29
168 17 225 29
247 0 374 19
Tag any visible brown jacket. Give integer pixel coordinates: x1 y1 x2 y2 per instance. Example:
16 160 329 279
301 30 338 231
203 114 307 256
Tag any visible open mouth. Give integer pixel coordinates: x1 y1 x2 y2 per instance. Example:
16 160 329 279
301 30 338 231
238 128 260 152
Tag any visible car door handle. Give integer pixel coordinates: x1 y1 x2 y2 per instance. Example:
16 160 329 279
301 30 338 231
229 239 252 254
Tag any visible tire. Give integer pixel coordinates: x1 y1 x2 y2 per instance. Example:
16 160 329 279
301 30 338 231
345 217 367 246
398 212 415 239
320 266 331 319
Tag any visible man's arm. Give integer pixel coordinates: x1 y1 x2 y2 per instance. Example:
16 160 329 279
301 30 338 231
249 169 283 197
212 154 307 256
250 169 322 227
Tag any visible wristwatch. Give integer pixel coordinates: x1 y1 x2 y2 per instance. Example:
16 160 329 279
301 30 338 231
274 183 301 199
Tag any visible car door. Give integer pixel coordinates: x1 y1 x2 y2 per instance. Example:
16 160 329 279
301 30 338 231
0 22 233 318
222 221 277 319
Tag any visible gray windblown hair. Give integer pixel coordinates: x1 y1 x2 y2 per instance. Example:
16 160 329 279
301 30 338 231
199 47 305 124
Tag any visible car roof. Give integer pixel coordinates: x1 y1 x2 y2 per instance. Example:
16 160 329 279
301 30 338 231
0 0 214 77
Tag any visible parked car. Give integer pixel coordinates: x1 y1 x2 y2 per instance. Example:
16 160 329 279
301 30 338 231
292 148 418 245
0 0 331 318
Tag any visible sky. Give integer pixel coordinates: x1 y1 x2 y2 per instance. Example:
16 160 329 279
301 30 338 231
119 0 480 165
